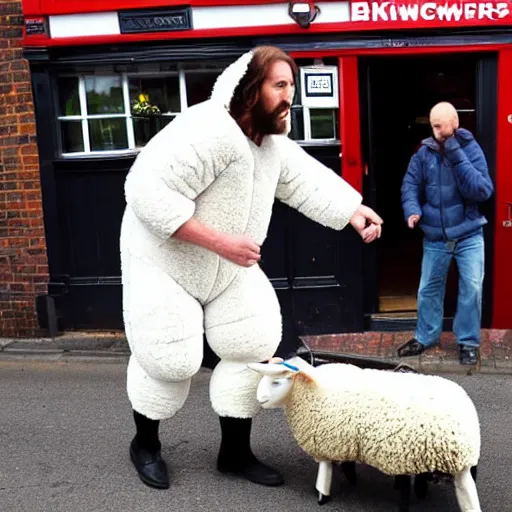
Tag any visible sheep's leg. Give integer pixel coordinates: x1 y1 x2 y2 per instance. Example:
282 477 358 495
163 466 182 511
414 473 429 499
395 475 411 512
341 461 357 486
454 467 481 512
315 461 333 505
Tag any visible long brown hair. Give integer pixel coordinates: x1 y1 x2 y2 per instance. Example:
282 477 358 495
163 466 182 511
229 46 297 138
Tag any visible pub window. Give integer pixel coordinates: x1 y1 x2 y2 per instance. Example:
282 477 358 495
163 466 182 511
128 74 180 148
56 63 340 155
288 64 340 143
56 68 221 156
288 105 340 142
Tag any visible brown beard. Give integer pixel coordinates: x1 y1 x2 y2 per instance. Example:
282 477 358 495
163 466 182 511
251 100 290 138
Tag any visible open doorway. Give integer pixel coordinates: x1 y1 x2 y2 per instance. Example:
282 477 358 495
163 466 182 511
361 54 481 319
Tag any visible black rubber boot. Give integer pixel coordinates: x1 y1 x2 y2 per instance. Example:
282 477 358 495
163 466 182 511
129 410 169 489
217 416 284 486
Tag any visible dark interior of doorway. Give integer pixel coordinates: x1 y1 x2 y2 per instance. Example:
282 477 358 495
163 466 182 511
361 54 480 319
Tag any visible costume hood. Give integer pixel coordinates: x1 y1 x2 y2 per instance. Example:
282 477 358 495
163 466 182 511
209 50 293 135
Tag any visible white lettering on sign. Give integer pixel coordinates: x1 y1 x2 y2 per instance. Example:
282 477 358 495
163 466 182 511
351 1 510 22
307 75 333 95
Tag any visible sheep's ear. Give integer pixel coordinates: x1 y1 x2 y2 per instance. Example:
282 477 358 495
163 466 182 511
296 370 316 384
247 362 298 376
285 356 317 383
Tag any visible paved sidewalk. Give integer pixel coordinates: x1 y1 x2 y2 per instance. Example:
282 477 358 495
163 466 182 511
1 328 511 374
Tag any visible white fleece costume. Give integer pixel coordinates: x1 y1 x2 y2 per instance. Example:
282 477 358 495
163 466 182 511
120 51 362 421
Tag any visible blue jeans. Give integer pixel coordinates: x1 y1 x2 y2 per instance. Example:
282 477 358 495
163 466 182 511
415 231 484 348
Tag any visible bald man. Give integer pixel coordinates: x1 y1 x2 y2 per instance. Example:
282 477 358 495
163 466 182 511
398 102 493 365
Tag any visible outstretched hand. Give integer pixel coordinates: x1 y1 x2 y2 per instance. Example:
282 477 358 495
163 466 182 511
349 205 383 244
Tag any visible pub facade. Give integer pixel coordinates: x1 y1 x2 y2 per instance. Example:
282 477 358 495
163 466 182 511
18 0 512 354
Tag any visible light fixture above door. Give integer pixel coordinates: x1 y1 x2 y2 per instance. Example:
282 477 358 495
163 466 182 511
288 2 320 29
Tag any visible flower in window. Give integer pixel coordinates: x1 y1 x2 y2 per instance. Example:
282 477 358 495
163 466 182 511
132 93 161 116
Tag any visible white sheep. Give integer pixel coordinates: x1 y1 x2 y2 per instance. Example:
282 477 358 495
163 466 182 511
248 356 481 512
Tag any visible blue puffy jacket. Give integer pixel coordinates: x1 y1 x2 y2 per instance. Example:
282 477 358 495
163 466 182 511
401 128 494 241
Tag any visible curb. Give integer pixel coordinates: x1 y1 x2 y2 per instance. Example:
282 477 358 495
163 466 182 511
0 333 130 364
3 348 511 374
0 347 130 364
2 331 512 375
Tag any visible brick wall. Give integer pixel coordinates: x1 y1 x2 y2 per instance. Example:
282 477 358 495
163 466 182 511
0 1 49 337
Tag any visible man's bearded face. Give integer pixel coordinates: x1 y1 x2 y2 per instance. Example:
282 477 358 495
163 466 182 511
253 99 291 136
254 60 294 136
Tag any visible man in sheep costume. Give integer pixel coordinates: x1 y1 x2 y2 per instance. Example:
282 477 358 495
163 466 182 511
120 45 383 490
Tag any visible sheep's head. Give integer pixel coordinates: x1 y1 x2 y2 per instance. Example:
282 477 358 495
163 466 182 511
248 356 316 409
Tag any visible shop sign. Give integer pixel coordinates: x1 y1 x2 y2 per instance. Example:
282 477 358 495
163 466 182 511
300 67 339 108
25 17 47 36
351 1 511 22
118 8 192 34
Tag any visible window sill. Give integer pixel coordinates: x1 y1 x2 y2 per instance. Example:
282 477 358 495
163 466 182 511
297 139 340 147
58 149 141 160
58 139 340 160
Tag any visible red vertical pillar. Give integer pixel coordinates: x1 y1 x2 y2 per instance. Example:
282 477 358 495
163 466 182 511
492 48 512 328
339 57 363 193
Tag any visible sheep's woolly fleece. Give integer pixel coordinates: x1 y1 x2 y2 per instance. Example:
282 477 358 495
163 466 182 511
120 50 362 420
285 363 480 475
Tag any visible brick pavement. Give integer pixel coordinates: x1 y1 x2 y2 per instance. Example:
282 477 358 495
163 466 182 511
302 329 512 373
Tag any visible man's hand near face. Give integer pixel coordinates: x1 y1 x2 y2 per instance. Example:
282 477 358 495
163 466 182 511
430 103 458 143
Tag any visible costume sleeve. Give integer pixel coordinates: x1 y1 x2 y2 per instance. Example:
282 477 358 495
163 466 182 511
401 153 424 222
443 137 494 202
124 133 232 240
274 136 362 230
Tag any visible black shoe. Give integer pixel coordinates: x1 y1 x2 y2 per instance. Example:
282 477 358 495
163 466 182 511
459 345 479 365
217 417 284 486
397 339 425 357
218 457 284 486
130 437 169 489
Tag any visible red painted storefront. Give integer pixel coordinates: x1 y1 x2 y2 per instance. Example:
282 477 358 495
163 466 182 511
19 0 512 341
